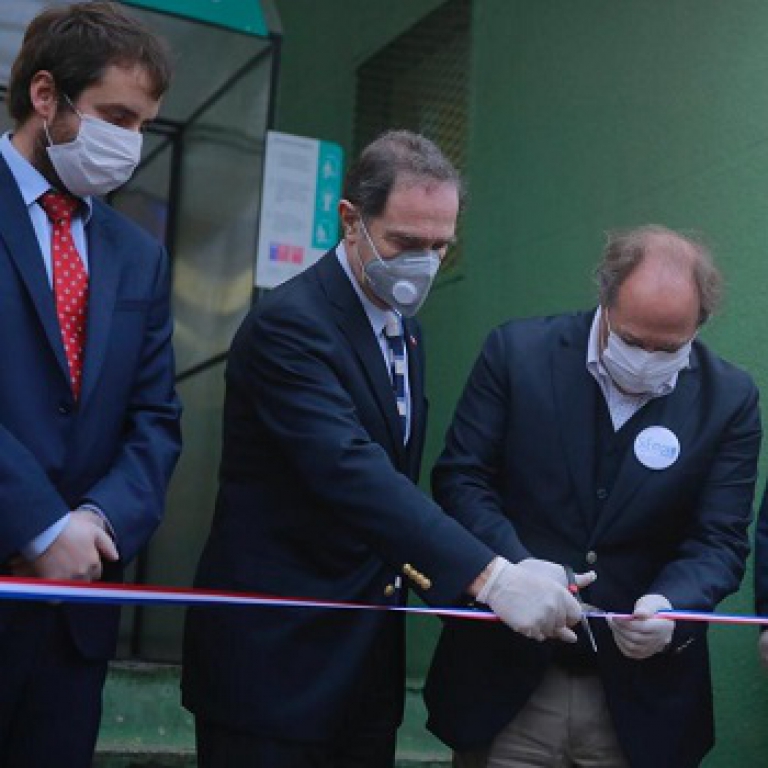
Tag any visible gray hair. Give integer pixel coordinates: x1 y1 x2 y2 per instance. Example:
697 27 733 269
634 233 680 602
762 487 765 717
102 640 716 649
595 225 722 324
342 130 464 219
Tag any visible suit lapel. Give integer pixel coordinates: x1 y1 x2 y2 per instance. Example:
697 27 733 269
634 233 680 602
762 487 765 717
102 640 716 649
316 253 406 464
551 312 599 529
0 157 70 385
80 203 120 406
591 357 702 541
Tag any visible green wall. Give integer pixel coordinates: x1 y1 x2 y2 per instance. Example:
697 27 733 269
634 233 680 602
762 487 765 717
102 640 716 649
274 1 768 763
274 0 447 149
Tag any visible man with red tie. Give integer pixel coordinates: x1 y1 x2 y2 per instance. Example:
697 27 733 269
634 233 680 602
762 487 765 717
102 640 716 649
0 3 181 766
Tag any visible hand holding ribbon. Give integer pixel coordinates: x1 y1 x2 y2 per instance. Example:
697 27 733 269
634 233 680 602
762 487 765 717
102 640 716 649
608 593 674 659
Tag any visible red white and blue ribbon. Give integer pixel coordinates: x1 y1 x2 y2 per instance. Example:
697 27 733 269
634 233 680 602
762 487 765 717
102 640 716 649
0 577 495 620
0 577 765 626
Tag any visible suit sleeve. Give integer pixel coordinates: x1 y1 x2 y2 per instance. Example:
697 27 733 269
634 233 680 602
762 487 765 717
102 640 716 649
651 381 761 611
83 246 182 563
235 305 494 606
0 428 70 562
432 327 532 563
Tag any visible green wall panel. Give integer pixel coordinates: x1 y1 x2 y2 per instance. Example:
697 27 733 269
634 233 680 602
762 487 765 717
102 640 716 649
274 0 446 150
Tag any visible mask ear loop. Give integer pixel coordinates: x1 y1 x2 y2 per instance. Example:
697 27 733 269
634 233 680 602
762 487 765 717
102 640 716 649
43 92 81 149
346 216 370 295
353 215 386 292
598 306 613 351
62 93 83 119
603 306 613 335
358 216 386 266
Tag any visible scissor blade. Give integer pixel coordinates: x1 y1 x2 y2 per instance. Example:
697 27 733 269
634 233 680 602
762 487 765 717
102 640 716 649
581 616 598 652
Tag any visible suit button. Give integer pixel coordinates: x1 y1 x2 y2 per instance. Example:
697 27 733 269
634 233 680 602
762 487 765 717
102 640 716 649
596 487 608 500
58 402 72 415
586 550 598 565
384 584 396 597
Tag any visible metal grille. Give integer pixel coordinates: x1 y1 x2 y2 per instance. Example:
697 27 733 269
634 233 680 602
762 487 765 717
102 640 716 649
353 0 470 272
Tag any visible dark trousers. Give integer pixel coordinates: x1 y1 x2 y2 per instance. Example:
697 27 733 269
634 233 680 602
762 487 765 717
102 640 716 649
196 615 402 768
195 718 397 768
0 604 108 768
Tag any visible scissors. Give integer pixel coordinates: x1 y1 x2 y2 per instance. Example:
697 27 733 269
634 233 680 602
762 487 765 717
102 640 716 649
564 565 598 653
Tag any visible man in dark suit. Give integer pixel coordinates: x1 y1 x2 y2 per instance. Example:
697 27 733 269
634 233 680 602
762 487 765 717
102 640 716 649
0 4 181 766
425 226 761 768
182 130 588 768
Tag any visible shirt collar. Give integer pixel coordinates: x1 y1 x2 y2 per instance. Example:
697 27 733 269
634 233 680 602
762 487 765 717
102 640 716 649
0 132 93 223
335 242 398 338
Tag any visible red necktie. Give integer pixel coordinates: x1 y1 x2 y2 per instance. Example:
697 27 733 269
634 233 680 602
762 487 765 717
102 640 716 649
38 190 89 399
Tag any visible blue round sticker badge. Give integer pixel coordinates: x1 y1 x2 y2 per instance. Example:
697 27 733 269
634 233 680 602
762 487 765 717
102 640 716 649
634 426 680 470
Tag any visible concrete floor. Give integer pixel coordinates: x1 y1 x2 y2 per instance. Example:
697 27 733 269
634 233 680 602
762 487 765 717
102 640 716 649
95 662 451 768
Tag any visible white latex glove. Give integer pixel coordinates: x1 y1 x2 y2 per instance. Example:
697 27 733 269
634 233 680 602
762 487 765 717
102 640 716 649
758 630 768 669
519 558 597 590
477 558 587 643
608 593 674 659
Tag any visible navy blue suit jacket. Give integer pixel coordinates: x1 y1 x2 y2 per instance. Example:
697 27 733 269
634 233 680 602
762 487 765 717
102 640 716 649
425 311 760 768
182 251 494 742
0 155 181 658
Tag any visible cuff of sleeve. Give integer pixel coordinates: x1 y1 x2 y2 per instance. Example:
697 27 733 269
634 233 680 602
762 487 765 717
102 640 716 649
476 557 508 604
77 503 117 542
20 514 70 560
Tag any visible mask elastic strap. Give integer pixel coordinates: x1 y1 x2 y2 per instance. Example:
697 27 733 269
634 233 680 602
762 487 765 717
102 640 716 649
600 306 615 350
62 93 83 119
346 219 371 294
358 216 386 267
353 215 387 293
44 93 82 149
603 306 613 334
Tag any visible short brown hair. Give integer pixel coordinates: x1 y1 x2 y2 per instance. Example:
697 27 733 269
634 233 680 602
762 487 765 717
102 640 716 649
595 224 723 324
343 130 464 219
8 1 172 124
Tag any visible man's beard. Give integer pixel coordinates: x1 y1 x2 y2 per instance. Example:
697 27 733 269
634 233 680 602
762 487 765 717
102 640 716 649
31 115 75 192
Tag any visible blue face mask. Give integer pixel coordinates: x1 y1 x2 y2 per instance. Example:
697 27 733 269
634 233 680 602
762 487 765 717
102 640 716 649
357 218 440 317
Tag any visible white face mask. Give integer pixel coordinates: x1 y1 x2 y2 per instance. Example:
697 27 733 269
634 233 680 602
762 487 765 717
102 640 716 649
356 217 440 317
45 98 142 197
601 311 693 395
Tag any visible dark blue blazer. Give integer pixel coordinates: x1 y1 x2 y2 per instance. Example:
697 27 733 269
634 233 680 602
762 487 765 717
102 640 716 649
182 251 494 742
425 311 760 768
0 155 181 657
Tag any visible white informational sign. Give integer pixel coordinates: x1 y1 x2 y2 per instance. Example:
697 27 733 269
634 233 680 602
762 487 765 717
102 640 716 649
255 130 344 289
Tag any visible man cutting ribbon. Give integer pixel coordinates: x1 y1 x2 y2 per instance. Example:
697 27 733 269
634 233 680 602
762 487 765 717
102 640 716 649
424 226 761 768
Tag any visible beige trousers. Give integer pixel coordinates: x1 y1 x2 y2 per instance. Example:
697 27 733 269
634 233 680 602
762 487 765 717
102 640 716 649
454 665 630 768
